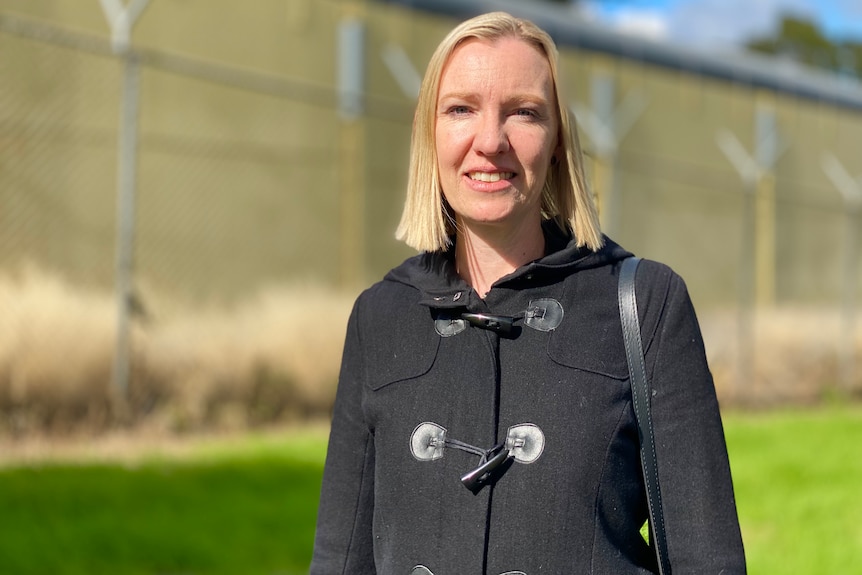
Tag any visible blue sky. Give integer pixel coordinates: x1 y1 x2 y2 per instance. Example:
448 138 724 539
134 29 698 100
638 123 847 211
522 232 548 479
579 0 862 47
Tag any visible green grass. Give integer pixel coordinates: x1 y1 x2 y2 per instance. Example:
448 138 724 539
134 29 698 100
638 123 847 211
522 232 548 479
0 430 330 575
724 405 862 574
1 407 860 574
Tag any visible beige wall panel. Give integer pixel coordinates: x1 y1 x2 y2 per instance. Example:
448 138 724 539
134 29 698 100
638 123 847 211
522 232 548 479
0 0 106 35
0 32 118 288
136 66 342 303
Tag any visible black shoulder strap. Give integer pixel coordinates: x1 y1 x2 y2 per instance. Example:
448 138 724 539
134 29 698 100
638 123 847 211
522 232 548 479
618 257 671 575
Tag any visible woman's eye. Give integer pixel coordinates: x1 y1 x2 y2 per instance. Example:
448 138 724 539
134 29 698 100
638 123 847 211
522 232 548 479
448 105 470 115
516 108 538 118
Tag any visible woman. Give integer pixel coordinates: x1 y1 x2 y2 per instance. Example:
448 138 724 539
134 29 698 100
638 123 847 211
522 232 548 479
311 11 745 575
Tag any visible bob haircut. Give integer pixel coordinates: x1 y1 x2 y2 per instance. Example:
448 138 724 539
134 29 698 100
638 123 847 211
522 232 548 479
395 11 603 253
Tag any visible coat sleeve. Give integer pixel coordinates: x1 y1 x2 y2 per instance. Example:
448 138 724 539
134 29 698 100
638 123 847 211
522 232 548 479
642 265 747 574
310 298 377 575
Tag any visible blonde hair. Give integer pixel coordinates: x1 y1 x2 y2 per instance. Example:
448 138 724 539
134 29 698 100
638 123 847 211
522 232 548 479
395 11 603 253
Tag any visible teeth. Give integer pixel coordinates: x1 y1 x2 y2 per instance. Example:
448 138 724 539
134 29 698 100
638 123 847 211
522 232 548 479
468 172 514 182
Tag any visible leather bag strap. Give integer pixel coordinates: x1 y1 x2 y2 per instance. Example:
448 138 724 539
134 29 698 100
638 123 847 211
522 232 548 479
618 257 671 575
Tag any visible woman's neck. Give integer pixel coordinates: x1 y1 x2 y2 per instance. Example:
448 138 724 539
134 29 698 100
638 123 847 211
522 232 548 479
454 219 545 298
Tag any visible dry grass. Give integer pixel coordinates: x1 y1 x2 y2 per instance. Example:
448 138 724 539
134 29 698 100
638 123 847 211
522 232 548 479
1 264 860 438
0 266 116 434
0 265 355 437
701 307 860 405
135 282 354 432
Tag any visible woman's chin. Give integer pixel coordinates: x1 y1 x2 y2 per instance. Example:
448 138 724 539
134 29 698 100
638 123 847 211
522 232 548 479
457 210 539 234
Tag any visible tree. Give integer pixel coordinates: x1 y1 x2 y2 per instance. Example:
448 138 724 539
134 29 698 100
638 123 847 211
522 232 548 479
747 14 862 79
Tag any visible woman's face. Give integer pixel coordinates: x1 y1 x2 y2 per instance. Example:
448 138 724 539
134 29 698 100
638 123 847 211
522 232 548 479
435 36 559 234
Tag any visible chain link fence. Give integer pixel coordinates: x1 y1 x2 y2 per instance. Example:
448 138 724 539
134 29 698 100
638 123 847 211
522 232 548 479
1 1 861 435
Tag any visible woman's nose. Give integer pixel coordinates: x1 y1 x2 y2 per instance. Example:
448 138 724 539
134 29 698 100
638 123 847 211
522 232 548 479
473 114 509 156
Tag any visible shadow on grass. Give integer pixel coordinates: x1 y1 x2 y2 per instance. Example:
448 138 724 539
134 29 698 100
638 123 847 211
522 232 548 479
0 456 323 575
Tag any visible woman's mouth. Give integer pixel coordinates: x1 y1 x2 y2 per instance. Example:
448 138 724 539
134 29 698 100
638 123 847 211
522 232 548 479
467 171 515 183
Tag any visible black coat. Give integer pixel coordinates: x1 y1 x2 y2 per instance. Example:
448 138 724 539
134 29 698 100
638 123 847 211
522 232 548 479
311 226 746 575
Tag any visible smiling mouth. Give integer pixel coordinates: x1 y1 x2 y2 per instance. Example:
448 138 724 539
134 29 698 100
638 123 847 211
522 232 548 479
467 171 515 182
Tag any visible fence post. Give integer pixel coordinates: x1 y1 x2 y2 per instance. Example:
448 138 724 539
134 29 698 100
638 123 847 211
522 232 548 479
754 98 779 308
716 97 786 397
99 0 151 399
571 71 646 238
337 6 367 289
822 152 862 392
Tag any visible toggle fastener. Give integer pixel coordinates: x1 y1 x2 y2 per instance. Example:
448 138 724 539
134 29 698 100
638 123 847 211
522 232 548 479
461 312 516 335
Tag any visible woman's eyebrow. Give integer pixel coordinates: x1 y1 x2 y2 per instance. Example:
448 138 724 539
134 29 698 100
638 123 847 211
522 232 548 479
437 90 479 102
506 94 552 107
437 91 551 106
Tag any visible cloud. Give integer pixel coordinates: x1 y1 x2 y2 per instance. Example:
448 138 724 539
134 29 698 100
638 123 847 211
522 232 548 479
605 9 670 41
585 0 826 47
837 0 862 17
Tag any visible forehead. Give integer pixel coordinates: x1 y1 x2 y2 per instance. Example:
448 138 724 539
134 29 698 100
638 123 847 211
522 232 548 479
438 36 554 98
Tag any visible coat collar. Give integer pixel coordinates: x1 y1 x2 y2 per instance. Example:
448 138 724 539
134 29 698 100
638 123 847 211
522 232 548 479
384 221 632 308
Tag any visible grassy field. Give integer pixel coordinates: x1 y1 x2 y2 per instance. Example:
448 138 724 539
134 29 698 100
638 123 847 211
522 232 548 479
724 405 862 573
0 430 328 575
0 406 860 574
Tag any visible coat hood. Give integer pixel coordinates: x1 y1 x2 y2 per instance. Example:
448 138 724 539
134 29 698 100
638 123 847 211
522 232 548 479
384 221 632 308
